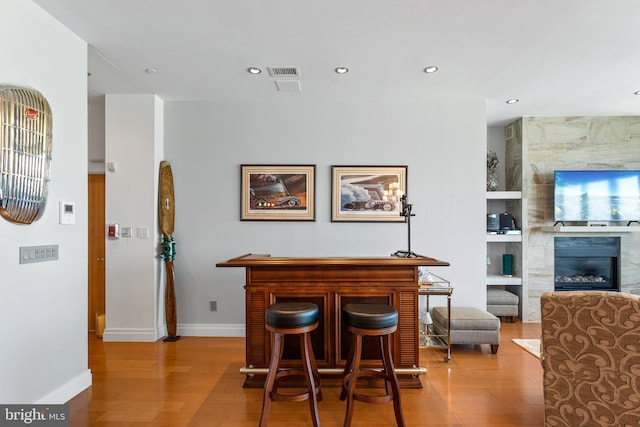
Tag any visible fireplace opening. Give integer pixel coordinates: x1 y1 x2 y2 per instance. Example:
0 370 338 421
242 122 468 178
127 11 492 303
554 237 620 292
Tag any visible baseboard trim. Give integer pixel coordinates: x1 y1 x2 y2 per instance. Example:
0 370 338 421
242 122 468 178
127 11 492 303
178 323 245 337
101 324 245 341
102 328 160 342
36 369 92 404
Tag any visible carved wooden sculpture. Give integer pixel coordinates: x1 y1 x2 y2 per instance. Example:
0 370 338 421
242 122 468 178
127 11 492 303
159 160 179 341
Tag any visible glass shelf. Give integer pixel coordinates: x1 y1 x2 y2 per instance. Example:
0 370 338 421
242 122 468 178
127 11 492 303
418 270 451 294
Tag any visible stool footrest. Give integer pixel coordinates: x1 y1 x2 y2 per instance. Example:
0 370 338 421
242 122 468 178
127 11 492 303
271 390 316 402
354 392 394 404
342 370 395 404
342 369 391 386
272 369 322 403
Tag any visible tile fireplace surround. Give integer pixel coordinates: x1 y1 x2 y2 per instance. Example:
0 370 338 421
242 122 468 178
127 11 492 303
505 117 640 322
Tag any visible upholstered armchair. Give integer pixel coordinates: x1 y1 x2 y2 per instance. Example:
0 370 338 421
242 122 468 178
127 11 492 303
540 291 640 427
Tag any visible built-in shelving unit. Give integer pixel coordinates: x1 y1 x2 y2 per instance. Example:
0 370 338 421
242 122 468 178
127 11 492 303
486 190 525 319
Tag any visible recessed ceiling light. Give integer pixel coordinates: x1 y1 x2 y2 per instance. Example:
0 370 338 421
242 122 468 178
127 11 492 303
424 66 438 73
506 98 519 104
634 90 640 95
145 68 157 74
248 67 262 74
335 67 349 74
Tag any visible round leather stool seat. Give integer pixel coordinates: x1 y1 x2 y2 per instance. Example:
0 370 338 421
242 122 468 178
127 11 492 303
343 303 398 330
266 302 319 329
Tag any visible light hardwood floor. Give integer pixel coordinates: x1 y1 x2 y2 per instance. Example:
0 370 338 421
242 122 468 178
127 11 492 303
68 321 544 426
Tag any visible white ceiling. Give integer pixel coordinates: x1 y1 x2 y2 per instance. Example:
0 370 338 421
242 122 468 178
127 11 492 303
34 0 640 126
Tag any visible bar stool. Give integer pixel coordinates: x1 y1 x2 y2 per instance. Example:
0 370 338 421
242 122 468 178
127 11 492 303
259 302 322 427
340 303 405 427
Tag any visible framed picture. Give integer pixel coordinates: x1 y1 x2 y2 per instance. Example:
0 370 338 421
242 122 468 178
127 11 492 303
241 165 315 221
331 165 407 222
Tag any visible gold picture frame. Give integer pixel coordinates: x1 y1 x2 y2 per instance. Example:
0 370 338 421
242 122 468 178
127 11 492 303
241 164 316 221
331 165 407 222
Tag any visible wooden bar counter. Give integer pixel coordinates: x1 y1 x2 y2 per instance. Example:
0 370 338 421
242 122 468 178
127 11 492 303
216 253 450 388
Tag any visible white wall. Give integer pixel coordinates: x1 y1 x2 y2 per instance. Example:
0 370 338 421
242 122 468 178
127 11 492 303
164 98 487 333
0 0 90 403
103 94 164 341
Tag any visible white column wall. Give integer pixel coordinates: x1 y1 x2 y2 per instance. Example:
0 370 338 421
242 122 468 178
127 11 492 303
103 94 164 341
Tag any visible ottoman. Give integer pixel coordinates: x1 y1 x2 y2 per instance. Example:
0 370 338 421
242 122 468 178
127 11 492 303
431 306 501 354
486 288 519 322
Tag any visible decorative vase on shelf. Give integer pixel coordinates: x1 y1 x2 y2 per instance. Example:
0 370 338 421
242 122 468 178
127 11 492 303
487 149 499 191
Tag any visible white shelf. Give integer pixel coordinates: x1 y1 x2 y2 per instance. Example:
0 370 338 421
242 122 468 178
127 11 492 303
487 275 522 286
486 233 522 242
487 191 521 200
538 226 640 233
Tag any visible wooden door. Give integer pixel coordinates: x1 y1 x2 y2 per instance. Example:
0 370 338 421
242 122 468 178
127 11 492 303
88 174 106 332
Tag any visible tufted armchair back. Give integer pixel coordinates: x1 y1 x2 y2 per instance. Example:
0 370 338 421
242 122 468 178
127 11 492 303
540 291 640 427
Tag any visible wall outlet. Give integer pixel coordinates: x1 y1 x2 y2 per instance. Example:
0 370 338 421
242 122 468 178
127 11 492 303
210 301 217 311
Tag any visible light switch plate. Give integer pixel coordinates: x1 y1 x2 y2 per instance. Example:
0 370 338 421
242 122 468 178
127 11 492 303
20 245 59 264
137 227 149 239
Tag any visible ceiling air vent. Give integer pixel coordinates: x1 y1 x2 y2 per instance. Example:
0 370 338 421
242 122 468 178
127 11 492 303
275 80 302 92
268 66 300 77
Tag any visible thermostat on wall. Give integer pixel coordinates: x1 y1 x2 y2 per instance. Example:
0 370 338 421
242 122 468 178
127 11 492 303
59 201 75 225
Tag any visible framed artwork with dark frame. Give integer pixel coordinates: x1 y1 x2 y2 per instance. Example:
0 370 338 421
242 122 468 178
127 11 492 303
331 165 407 222
241 164 316 221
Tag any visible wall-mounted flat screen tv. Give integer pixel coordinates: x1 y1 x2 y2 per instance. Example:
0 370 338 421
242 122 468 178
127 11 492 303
554 170 640 222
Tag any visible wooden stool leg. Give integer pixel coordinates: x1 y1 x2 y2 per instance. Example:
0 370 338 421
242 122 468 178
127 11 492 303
304 331 322 402
259 332 283 427
381 334 405 427
300 332 321 427
340 332 357 401
343 334 362 427
377 336 390 396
